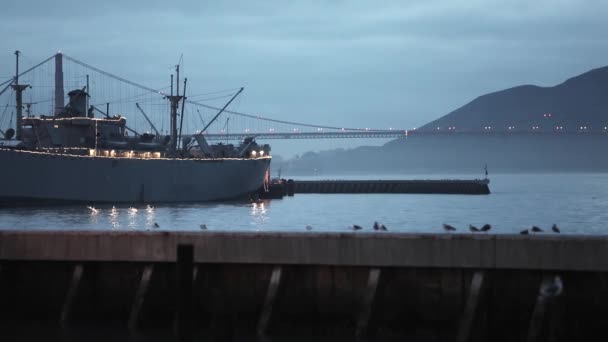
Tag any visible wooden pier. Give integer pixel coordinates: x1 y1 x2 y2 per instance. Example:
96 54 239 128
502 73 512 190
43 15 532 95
0 230 605 341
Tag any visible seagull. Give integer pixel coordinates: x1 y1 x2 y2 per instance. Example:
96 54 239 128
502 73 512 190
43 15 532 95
87 206 98 214
373 222 388 231
469 224 480 232
481 224 491 232
305 225 313 230
551 224 560 233
443 224 457 232
531 226 543 233
541 275 563 297
520 229 529 235
200 224 207 230
153 222 160 228
352 224 363 231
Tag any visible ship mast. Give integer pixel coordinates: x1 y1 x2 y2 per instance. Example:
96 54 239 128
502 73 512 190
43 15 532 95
166 65 186 153
12 51 29 140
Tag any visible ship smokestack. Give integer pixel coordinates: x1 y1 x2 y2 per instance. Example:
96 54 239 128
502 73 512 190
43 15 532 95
54 52 64 116
67 89 88 117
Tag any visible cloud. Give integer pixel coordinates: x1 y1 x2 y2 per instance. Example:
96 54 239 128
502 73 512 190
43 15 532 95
1 0 607 158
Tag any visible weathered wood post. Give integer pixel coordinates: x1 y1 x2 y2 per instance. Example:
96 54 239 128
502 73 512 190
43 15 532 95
176 244 194 342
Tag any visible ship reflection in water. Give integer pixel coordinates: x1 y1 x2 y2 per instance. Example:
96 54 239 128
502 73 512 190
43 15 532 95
109 206 120 230
127 207 139 229
250 200 270 229
145 205 156 229
83 201 272 231
92 205 158 230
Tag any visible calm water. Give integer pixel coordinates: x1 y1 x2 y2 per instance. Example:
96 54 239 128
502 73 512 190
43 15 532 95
1 173 607 234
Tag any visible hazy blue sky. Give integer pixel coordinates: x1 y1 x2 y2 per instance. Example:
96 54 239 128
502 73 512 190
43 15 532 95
1 0 607 156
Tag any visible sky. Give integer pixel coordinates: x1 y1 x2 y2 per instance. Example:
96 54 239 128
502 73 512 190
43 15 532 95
1 0 607 157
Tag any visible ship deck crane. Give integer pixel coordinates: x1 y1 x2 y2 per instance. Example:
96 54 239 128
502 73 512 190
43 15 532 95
186 87 243 150
135 103 160 136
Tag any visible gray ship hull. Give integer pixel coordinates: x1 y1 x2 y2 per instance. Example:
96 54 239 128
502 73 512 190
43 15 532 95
0 149 271 204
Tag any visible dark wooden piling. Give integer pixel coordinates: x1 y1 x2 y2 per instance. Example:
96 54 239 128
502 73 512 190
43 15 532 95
356 268 381 337
457 271 485 342
60 263 83 326
128 264 153 332
176 244 193 342
257 266 282 337
286 179 295 196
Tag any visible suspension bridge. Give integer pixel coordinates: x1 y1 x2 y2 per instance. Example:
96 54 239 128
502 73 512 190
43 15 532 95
0 52 407 143
3 52 603 145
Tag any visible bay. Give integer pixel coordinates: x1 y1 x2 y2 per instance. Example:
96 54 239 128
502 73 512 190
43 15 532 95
0 173 607 235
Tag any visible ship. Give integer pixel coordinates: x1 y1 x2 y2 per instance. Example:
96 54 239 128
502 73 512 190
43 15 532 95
0 51 271 205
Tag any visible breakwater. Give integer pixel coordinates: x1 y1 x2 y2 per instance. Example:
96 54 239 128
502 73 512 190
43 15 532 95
292 179 490 195
0 230 604 341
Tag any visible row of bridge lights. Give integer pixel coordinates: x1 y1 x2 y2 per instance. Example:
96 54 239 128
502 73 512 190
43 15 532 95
218 127 398 133
435 126 608 131
216 126 608 133
238 127 395 133
228 128 371 132
218 124 608 134
435 113 602 131
225 126 608 133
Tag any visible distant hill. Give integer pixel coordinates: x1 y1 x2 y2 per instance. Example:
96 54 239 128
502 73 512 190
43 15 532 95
278 66 608 175
419 66 608 132
279 133 608 175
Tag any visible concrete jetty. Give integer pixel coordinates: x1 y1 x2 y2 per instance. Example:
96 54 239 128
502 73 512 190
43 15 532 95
293 179 491 194
0 230 605 341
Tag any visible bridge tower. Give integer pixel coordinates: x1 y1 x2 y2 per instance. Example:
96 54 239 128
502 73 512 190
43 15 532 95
54 52 64 115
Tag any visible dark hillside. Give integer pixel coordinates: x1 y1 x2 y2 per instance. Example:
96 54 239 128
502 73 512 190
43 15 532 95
419 66 608 133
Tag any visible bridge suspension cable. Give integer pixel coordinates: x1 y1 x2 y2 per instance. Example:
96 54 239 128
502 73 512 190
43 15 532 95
2 53 400 137
186 100 370 132
63 54 166 96
61 54 383 132
0 54 55 89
